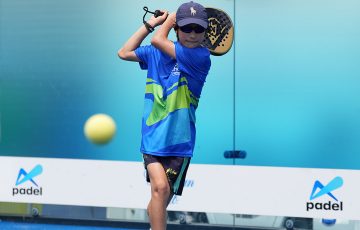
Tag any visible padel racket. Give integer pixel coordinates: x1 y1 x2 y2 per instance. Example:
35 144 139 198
202 7 234 56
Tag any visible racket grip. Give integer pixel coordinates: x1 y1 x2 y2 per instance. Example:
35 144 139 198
154 10 164 18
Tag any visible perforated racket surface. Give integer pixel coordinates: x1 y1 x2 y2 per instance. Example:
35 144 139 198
202 7 234 56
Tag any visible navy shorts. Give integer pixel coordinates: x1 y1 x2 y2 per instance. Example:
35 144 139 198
143 154 191 196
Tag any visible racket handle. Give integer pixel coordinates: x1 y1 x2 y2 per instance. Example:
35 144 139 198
154 10 164 18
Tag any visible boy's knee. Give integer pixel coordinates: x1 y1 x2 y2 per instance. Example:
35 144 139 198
153 182 170 197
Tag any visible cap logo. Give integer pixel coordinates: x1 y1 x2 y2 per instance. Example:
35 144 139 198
190 7 196 16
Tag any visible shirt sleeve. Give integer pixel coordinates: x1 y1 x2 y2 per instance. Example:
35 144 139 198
134 45 153 70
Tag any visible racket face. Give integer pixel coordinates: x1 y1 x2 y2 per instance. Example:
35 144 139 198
202 8 234 56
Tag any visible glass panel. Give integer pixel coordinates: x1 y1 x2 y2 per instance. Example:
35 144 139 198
234 0 360 228
235 0 360 169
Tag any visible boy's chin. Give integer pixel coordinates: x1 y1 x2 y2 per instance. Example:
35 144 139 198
182 42 201 48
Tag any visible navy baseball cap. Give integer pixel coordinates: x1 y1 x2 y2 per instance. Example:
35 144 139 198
176 1 208 29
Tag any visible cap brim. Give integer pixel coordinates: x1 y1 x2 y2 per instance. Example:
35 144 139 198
177 18 208 29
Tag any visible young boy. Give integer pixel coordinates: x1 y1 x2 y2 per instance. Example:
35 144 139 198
118 1 211 229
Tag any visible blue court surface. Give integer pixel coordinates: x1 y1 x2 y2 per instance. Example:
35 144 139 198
0 220 142 230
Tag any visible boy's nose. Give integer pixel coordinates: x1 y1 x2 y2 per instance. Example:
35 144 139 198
189 31 197 37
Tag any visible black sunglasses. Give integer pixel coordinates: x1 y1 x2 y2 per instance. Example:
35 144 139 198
179 24 206 34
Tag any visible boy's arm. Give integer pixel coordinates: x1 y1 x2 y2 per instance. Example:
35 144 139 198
118 12 169 62
151 13 176 59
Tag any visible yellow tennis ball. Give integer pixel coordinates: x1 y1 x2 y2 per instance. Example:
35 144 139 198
84 114 116 145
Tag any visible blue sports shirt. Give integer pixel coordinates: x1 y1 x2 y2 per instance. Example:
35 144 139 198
135 42 211 157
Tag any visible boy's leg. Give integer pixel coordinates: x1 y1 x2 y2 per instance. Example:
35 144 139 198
147 162 172 230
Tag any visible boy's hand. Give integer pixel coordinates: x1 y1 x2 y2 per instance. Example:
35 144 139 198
165 13 176 28
148 10 169 28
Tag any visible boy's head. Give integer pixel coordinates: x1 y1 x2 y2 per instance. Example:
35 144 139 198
175 1 208 48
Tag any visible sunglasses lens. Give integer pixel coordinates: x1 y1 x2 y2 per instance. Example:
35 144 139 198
180 26 193 33
194 27 206 33
180 25 205 33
